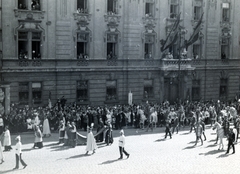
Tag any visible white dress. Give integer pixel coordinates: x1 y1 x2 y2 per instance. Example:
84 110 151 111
86 131 97 152
43 118 51 135
3 130 11 146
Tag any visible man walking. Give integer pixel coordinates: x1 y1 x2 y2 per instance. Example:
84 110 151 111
118 129 130 160
13 136 27 170
226 127 235 154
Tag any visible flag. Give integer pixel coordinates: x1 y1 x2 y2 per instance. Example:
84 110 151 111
186 13 204 49
161 13 181 52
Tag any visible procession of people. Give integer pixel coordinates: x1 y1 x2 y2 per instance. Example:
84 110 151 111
0 97 240 169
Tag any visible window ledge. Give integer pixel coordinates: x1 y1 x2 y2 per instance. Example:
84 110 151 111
73 12 92 21
14 8 45 19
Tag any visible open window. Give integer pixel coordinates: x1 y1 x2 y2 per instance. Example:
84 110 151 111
77 32 89 59
19 82 29 105
77 0 88 13
107 33 118 59
144 79 154 99
222 3 230 22
219 78 228 100
106 80 117 101
77 80 88 102
107 0 117 14
32 82 42 104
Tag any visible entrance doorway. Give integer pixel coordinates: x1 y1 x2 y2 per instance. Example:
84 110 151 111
164 78 179 104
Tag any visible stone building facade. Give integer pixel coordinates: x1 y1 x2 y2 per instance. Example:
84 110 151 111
0 0 240 107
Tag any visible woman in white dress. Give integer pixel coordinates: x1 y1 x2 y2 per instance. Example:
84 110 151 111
43 115 51 137
3 126 12 151
85 123 97 155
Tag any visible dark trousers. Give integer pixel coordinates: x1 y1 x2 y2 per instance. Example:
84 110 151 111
226 142 235 153
15 153 27 168
165 130 172 139
119 146 129 158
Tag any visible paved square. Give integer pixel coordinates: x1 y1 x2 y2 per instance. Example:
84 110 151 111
0 126 239 174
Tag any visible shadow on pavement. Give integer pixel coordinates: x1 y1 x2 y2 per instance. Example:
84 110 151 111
182 145 195 150
66 154 91 160
217 153 229 158
50 145 72 152
0 169 19 174
154 138 166 142
208 139 216 143
99 158 120 165
22 148 34 152
180 132 191 135
188 141 196 144
206 144 217 148
199 149 224 156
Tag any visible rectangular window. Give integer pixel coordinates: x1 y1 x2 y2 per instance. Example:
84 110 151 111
18 32 28 59
107 0 117 14
144 79 153 99
31 0 41 11
194 6 201 20
77 0 88 13
77 80 88 102
170 4 178 18
193 44 200 59
221 45 229 59
77 32 89 59
18 31 42 59
106 80 117 101
144 34 154 59
145 3 154 17
192 80 200 101
222 3 230 22
32 32 41 59
220 79 228 100
18 0 28 9
107 34 118 59
19 82 29 105
169 44 177 59
32 82 42 104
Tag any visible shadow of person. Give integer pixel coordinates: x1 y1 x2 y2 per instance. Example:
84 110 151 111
188 141 196 144
65 154 90 160
0 169 19 174
180 132 191 135
22 148 33 152
182 145 195 150
200 149 222 156
217 153 229 158
154 138 166 142
205 144 217 148
99 159 119 165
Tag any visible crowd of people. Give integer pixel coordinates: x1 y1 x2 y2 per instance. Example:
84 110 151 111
0 97 240 169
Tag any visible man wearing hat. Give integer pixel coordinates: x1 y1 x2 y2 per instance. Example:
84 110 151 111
13 135 27 170
118 129 130 160
226 126 235 154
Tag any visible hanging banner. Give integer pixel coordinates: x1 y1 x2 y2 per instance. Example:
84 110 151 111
128 91 133 105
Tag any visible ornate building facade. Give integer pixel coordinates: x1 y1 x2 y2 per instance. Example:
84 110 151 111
0 0 240 107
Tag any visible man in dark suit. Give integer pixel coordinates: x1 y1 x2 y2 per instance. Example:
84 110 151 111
226 127 235 154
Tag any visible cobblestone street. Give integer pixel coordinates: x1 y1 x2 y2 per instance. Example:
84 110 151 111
0 126 239 174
